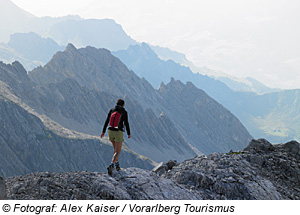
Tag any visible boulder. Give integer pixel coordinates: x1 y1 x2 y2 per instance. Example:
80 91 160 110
152 160 178 176
152 162 168 176
243 139 275 153
282 141 300 155
166 160 178 170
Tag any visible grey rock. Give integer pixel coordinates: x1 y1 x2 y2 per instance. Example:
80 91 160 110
166 160 177 170
161 139 300 199
247 154 265 167
4 139 300 200
152 160 178 176
244 139 275 153
282 141 300 155
152 162 167 176
6 169 201 200
0 176 6 199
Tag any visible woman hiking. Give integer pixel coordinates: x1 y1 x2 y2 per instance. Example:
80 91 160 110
100 99 131 176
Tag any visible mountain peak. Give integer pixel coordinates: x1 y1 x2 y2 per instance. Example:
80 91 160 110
165 78 185 89
65 43 78 53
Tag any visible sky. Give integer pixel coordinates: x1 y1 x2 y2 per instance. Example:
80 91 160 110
10 0 300 89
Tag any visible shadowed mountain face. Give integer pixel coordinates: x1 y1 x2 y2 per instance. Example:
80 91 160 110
158 79 251 154
28 44 252 155
0 60 196 165
0 90 155 179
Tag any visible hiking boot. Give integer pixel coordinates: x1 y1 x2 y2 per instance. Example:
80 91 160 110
107 165 113 176
115 162 120 171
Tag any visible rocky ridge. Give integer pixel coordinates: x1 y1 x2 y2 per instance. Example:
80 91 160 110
160 139 300 200
0 60 196 163
28 44 252 156
3 139 300 200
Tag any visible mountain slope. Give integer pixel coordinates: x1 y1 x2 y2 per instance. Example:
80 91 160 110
158 79 251 154
245 90 300 142
29 44 160 109
1 60 196 163
0 80 155 179
28 44 252 155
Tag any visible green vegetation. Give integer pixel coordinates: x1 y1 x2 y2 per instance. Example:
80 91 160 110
226 151 246 155
36 132 53 141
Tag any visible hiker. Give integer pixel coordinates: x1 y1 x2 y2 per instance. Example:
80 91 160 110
100 99 131 176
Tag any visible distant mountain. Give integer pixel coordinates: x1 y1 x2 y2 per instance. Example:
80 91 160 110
114 43 190 89
236 89 300 143
0 0 81 42
149 44 192 67
113 43 230 92
47 19 136 50
214 76 281 94
150 44 280 94
0 32 64 70
1 0 136 51
0 0 35 42
113 43 300 143
29 44 252 155
7 32 64 63
112 43 236 108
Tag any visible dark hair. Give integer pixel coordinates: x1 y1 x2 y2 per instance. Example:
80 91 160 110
117 99 125 106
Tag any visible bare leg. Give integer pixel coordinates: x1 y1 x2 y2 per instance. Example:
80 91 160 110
111 140 116 163
112 142 123 163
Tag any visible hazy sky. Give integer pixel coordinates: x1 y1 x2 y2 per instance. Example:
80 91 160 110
11 0 300 89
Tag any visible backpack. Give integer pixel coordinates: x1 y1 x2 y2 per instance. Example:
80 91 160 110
109 110 122 128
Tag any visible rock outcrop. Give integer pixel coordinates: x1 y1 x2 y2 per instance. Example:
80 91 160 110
5 169 201 200
160 139 300 200
5 139 300 200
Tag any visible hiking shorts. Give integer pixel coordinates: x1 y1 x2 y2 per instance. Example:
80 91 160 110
108 130 124 142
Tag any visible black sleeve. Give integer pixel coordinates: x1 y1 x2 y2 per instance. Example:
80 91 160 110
102 109 112 133
124 111 131 136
